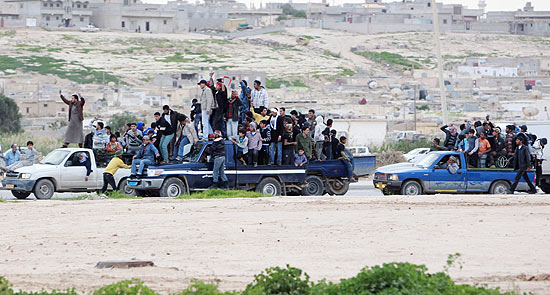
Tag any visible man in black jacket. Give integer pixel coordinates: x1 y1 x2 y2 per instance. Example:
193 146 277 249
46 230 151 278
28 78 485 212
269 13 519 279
225 90 242 138
207 130 228 189
269 108 284 165
510 135 537 194
212 78 227 137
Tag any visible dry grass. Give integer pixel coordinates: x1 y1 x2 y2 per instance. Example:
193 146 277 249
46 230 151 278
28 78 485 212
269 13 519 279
0 133 63 156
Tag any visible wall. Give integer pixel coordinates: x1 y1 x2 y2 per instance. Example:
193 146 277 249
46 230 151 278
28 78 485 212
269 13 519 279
226 25 284 39
332 119 387 146
469 21 509 33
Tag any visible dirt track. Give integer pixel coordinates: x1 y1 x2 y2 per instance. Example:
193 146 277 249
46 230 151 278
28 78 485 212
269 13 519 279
1 195 550 294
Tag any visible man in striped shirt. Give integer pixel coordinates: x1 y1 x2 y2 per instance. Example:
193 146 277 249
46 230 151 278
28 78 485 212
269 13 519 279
250 80 269 113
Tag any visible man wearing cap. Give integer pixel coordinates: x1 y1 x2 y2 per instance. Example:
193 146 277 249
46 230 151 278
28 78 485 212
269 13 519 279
207 130 228 189
269 107 284 165
510 135 537 194
131 136 160 177
250 80 269 113
447 156 459 174
198 79 215 140
101 150 131 194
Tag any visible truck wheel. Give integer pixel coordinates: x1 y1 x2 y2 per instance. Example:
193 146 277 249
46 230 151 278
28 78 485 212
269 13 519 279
160 178 187 198
302 176 324 196
326 179 350 196
490 180 511 194
33 179 55 200
12 191 31 200
118 178 137 196
540 180 550 194
400 180 422 196
256 177 282 196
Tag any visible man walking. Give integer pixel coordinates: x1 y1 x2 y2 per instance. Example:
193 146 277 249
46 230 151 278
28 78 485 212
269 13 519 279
198 79 214 140
208 130 228 189
101 150 130 194
510 135 537 194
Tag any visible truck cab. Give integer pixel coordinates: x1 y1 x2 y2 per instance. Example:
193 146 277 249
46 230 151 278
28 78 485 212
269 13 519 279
2 148 132 199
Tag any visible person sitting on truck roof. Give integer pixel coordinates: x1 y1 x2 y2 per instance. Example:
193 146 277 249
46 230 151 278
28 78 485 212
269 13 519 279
101 150 130 195
294 148 307 167
207 130 228 189
130 136 160 177
510 135 537 194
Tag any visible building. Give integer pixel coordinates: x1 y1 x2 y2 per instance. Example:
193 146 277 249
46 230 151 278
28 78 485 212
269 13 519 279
0 0 92 28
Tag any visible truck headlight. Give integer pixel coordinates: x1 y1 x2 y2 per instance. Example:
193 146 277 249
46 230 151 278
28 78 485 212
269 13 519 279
20 173 32 179
147 169 164 177
389 174 399 181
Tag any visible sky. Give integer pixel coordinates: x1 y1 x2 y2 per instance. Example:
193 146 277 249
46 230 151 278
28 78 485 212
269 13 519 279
142 0 550 11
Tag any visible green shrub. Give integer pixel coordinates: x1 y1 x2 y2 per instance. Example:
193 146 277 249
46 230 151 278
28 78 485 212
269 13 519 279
93 279 157 295
370 140 432 154
176 189 265 199
174 280 236 295
355 51 422 70
243 265 312 295
0 276 77 295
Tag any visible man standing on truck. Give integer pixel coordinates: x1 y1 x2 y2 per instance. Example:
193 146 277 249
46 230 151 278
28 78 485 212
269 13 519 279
125 123 143 155
60 91 85 148
510 135 537 194
208 130 228 189
199 79 215 140
101 150 130 194
477 132 491 168
296 126 313 160
130 136 160 177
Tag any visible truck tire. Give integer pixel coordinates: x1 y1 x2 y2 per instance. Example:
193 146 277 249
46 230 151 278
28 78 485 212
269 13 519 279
302 176 324 196
12 191 31 200
400 180 422 196
118 178 137 196
326 179 350 196
540 182 550 194
490 180 511 195
256 177 282 196
159 178 187 198
33 179 55 200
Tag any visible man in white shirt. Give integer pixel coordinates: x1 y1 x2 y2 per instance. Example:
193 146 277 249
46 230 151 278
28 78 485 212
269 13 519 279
198 79 215 140
250 80 269 113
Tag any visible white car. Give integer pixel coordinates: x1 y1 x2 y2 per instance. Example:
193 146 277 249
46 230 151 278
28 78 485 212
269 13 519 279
404 148 430 162
1 148 132 199
80 25 100 32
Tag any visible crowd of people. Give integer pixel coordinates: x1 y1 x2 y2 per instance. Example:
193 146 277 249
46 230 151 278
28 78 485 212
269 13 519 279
55 73 355 186
435 116 547 193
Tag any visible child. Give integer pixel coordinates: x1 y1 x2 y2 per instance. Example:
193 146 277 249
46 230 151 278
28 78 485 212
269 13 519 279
247 124 262 167
231 129 249 165
294 147 308 167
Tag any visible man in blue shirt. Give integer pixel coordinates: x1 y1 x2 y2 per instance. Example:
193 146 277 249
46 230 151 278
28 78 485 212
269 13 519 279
131 136 160 177
5 144 21 167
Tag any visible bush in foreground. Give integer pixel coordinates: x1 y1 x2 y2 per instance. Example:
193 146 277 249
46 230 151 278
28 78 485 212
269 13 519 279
176 189 265 199
0 263 518 295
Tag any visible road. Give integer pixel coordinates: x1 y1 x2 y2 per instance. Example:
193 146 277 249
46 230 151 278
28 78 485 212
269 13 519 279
0 180 383 200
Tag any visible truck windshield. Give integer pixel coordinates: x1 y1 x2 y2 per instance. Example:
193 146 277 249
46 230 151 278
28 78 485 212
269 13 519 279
40 150 70 165
415 153 440 168
182 143 205 162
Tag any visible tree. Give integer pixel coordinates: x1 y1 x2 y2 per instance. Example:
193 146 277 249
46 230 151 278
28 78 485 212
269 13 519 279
0 93 22 134
108 112 140 134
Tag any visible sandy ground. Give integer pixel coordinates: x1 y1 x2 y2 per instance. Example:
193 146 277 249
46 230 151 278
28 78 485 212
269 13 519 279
1 194 550 294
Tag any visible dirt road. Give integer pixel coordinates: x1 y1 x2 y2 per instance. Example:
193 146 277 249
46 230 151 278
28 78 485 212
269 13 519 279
1 195 549 294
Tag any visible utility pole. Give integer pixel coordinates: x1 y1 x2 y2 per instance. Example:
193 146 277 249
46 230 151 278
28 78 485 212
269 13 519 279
431 0 448 124
413 83 417 131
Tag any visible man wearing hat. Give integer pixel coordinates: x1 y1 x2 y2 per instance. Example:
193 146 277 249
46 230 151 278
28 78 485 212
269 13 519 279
446 156 459 174
510 135 537 194
101 150 131 194
198 79 215 140
131 136 160 177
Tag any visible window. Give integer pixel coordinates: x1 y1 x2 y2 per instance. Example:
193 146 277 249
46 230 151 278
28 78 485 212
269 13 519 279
56 3 60 7
77 4 81 8
46 16 50 20
427 2 430 7
20 3 23 7
61 107 65 112
26 107 29 114
410 7 414 10
44 3 48 7
56 16 59 20
83 4 87 8
50 3 53 7
80 17 84 21
163 20 167 25
44 103 48 107
443 19 447 24
121 21 125 27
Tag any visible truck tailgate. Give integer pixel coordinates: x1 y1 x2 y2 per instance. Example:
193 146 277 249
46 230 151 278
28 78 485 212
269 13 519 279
354 156 376 176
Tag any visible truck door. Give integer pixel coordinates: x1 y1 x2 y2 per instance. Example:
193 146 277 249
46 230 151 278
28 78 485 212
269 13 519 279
61 151 98 190
428 154 466 193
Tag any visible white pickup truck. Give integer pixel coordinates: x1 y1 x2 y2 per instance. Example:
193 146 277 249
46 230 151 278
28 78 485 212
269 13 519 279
1 148 132 199
80 25 100 32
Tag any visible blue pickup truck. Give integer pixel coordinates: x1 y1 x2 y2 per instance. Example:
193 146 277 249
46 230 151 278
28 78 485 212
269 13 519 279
373 151 535 195
127 141 376 197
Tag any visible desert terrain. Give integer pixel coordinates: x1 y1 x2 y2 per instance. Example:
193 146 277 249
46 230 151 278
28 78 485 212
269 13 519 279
1 194 550 294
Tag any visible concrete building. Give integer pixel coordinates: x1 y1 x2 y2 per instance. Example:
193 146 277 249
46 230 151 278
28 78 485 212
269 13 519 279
0 0 92 28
